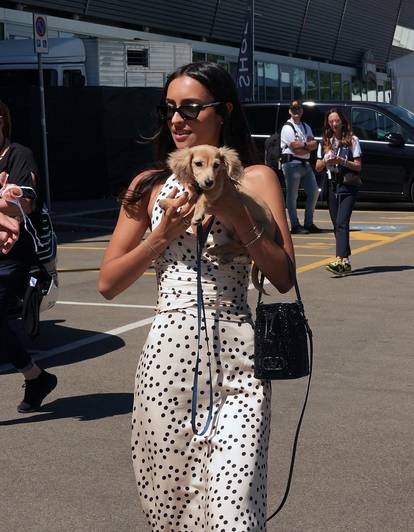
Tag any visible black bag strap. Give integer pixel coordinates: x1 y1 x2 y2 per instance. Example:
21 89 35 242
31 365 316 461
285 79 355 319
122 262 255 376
267 331 313 521
257 250 302 305
256 250 313 521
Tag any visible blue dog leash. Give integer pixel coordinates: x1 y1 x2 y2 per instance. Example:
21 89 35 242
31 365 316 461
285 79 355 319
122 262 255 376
191 217 215 436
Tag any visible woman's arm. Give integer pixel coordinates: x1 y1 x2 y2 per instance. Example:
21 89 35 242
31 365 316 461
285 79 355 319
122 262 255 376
211 164 295 293
99 174 195 299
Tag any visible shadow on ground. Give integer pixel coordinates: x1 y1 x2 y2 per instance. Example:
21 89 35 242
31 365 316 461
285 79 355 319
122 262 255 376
1 319 125 374
0 392 133 425
350 265 414 276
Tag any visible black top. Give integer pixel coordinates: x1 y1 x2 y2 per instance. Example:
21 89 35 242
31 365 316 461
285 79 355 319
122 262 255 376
0 143 39 264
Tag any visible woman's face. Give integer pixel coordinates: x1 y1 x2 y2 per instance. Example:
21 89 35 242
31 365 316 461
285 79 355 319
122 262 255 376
165 75 223 149
328 112 342 136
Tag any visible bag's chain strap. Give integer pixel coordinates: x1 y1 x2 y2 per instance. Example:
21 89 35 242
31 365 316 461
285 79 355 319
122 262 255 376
191 217 215 436
255 247 314 521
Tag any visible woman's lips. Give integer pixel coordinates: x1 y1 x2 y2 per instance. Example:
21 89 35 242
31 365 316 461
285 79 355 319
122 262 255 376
173 129 192 141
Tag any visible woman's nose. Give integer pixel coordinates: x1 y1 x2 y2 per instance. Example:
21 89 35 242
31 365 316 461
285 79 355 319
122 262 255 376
171 111 185 124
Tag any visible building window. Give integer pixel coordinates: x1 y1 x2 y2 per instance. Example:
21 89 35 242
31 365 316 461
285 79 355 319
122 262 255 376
384 79 392 103
343 80 351 101
306 70 318 101
265 63 279 101
332 73 341 101
367 79 377 101
256 61 265 101
293 68 305 100
351 77 362 101
320 72 331 100
281 69 291 101
193 51 206 62
207 53 225 63
127 49 149 67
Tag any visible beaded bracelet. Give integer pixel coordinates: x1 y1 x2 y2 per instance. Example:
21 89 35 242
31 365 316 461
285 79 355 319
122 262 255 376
244 225 264 248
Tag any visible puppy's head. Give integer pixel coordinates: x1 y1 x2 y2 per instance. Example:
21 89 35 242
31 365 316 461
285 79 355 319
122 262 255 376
167 148 194 184
189 145 223 191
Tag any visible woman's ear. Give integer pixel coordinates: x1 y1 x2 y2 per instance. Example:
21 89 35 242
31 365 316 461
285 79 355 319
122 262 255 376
226 102 233 114
167 148 193 182
218 147 243 180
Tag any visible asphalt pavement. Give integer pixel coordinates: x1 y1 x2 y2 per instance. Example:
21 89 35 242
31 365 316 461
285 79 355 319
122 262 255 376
1 199 413 532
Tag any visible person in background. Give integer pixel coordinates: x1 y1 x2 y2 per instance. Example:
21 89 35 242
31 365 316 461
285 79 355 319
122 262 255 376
0 100 57 412
99 62 294 531
280 100 321 234
315 108 362 276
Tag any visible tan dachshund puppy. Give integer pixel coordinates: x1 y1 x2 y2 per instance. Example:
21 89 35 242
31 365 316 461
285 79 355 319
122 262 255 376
166 144 276 291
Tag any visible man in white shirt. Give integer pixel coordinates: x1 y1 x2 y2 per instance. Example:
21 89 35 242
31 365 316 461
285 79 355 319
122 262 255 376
280 100 321 234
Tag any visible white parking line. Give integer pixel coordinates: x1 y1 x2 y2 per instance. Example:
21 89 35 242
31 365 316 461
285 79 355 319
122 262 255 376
0 317 155 372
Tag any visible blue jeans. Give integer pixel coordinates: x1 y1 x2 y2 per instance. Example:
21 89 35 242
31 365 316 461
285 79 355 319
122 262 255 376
328 185 358 257
282 161 319 227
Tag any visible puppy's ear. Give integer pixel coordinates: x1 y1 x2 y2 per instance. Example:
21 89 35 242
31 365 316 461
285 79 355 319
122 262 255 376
218 146 243 181
167 148 193 182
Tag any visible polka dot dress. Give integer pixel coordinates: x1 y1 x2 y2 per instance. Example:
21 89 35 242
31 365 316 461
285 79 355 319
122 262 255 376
132 174 271 531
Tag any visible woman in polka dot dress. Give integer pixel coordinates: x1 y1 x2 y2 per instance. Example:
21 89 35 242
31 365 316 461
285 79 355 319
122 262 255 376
99 62 294 531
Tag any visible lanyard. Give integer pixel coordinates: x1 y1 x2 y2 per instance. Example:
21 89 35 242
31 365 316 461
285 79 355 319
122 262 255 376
191 216 215 436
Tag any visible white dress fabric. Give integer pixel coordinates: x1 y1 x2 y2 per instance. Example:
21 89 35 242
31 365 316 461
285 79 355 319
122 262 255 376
132 174 271 532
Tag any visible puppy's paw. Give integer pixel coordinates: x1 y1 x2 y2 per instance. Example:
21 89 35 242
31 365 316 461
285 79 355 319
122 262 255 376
192 213 205 225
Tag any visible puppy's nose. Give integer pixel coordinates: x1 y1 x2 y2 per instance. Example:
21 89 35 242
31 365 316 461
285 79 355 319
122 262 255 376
204 179 214 189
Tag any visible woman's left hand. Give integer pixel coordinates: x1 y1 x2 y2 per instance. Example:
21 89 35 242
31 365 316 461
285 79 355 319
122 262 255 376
0 212 20 254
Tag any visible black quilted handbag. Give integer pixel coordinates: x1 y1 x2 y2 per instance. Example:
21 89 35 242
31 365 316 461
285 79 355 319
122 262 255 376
254 253 313 521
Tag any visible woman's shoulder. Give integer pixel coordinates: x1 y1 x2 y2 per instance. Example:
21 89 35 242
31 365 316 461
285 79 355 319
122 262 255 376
243 163 278 184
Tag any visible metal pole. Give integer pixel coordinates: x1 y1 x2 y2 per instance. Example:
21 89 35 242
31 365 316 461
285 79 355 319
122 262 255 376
37 52 51 211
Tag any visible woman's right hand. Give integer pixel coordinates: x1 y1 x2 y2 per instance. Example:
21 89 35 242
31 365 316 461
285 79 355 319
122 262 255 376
155 186 195 241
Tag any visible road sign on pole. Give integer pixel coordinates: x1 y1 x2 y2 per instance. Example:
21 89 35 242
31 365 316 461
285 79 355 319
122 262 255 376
33 14 48 54
33 13 52 210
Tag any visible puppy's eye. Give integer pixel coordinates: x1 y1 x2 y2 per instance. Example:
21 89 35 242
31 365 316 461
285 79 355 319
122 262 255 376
194 161 203 167
213 161 220 169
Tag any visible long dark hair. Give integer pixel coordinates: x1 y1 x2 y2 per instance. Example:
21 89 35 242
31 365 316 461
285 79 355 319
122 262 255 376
121 61 257 205
322 108 354 153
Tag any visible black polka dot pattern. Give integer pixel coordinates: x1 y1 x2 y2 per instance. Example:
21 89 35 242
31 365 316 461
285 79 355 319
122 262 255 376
132 174 271 531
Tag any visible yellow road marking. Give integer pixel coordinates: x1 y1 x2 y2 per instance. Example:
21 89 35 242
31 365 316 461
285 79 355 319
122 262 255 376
297 228 414 274
295 254 331 257
295 243 333 249
350 232 392 241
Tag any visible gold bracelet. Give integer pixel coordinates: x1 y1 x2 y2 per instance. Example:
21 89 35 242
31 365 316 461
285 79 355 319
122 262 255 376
243 225 264 248
144 239 159 258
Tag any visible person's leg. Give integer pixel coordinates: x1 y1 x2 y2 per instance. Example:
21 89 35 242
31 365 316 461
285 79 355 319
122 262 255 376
335 191 357 258
0 261 57 412
302 164 320 228
282 162 302 228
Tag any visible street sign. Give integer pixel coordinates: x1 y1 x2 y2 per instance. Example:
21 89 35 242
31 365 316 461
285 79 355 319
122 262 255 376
33 14 48 54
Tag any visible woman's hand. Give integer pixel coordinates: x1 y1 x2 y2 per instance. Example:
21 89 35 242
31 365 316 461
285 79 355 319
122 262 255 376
0 212 20 254
156 186 196 239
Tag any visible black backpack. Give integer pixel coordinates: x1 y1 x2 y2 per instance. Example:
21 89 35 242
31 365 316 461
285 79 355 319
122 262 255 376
264 122 310 169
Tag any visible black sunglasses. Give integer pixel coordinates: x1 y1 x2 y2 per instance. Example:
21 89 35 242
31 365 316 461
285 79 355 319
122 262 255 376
157 101 223 121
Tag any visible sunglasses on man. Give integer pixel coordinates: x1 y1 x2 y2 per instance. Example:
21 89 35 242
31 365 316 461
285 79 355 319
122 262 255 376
157 101 223 121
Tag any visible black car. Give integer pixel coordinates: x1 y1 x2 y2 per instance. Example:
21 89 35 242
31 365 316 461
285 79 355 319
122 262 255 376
243 101 414 204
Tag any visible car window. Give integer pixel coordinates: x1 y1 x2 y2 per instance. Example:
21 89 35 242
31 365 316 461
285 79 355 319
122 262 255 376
243 106 277 135
351 108 378 140
351 107 410 142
